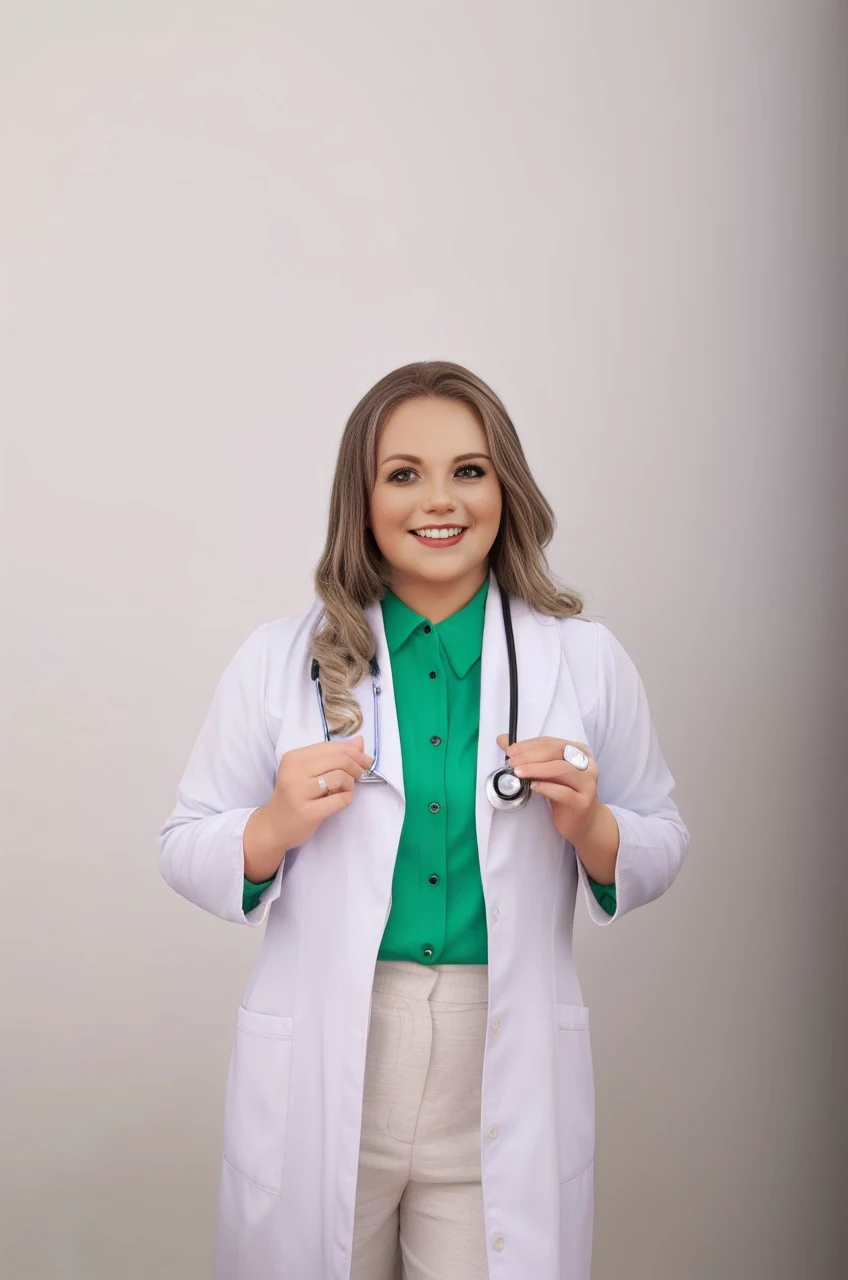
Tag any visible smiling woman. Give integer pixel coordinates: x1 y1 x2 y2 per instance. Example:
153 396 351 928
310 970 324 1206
368 397 503 623
312 362 582 737
158 359 690 1280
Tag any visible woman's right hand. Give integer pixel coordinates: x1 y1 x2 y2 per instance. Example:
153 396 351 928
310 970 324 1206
243 737 374 882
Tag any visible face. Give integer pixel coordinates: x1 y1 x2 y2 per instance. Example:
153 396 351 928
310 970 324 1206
369 396 503 596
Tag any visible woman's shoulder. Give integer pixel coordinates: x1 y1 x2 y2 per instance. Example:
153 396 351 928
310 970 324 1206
212 601 324 715
549 613 602 696
262 598 324 649
223 600 323 674
553 611 606 656
552 612 636 697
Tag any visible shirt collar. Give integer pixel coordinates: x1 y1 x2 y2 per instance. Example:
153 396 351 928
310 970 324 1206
380 576 490 677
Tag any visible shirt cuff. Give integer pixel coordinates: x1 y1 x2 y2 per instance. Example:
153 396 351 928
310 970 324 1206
242 875 276 915
587 875 617 916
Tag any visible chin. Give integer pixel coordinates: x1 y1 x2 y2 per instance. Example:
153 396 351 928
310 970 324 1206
403 556 482 584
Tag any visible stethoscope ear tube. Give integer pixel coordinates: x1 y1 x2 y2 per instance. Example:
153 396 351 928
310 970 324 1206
485 586 531 811
311 651 388 782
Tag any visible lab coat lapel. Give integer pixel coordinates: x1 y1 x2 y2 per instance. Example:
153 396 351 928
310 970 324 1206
475 570 562 870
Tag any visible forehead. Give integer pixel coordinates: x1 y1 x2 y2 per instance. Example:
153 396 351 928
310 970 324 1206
377 397 487 458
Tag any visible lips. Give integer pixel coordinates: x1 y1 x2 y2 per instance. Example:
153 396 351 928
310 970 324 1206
409 526 468 547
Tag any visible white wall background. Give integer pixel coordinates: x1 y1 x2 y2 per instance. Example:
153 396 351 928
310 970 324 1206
1 3 845 1277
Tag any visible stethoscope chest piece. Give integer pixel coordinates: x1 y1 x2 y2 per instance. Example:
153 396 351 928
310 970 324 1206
485 766 531 811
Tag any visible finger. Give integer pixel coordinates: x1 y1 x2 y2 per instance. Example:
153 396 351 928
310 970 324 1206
308 746 374 776
497 734 555 761
295 736 363 754
529 780 582 805
326 753 372 780
292 738 374 770
507 737 592 767
308 769 356 797
325 740 375 768
316 788 355 816
496 732 536 756
512 759 591 787
333 745 376 770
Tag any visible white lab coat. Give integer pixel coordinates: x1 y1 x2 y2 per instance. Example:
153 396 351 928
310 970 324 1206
159 571 689 1280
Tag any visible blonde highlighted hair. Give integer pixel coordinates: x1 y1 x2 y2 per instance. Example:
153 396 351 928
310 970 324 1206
312 360 584 734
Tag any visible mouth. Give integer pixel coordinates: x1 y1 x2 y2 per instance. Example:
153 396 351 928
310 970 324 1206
409 525 468 548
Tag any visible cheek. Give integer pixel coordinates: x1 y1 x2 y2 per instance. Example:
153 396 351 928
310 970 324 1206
471 483 503 529
368 488 406 539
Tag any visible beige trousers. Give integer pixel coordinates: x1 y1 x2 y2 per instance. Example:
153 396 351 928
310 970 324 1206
350 959 490 1280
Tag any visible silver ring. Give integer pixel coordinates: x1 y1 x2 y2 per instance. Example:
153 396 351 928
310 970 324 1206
563 745 590 771
316 775 329 794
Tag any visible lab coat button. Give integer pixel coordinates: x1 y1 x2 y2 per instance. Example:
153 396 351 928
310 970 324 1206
493 1235 505 1252
491 906 500 923
491 1019 501 1036
488 1125 499 1141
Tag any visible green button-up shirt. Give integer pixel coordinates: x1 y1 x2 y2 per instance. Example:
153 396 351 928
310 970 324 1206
378 576 491 964
242 583 617 932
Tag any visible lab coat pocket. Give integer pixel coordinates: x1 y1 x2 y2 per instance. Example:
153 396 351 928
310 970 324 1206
553 1003 595 1184
222 1006 294 1195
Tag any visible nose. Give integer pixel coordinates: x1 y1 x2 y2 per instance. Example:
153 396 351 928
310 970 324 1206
422 482 456 514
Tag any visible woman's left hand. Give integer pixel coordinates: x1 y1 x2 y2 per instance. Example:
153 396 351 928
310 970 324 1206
495 733 602 846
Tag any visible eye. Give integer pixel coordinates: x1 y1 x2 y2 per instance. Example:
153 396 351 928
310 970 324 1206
456 463 486 479
387 467 417 484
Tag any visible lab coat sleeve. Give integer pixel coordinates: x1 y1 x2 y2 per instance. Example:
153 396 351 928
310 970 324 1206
158 623 285 927
576 622 690 926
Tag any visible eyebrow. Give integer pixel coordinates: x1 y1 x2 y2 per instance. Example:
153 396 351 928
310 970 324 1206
379 452 492 466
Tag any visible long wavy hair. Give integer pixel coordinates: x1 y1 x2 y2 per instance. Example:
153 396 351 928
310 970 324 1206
312 360 584 734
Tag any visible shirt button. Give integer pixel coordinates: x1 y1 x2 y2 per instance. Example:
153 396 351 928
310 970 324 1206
429 801 441 813
493 1236 505 1253
428 874 440 885
429 670 437 679
423 945 434 958
430 735 442 746
488 1125 499 1141
491 1019 501 1036
423 625 432 633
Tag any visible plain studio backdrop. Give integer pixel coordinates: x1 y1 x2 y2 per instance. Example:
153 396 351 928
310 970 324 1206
1 3 845 1278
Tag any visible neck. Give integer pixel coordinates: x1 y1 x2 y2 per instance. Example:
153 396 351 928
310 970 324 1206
387 563 488 624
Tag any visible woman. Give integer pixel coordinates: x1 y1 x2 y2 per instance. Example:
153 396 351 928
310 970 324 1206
159 360 689 1280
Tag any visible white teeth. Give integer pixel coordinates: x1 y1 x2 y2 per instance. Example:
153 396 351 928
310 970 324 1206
413 527 464 540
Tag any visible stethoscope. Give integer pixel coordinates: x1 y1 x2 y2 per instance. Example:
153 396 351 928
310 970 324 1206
310 584 532 810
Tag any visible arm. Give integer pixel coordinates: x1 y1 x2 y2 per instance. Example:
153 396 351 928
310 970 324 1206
577 622 690 926
158 623 287 927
